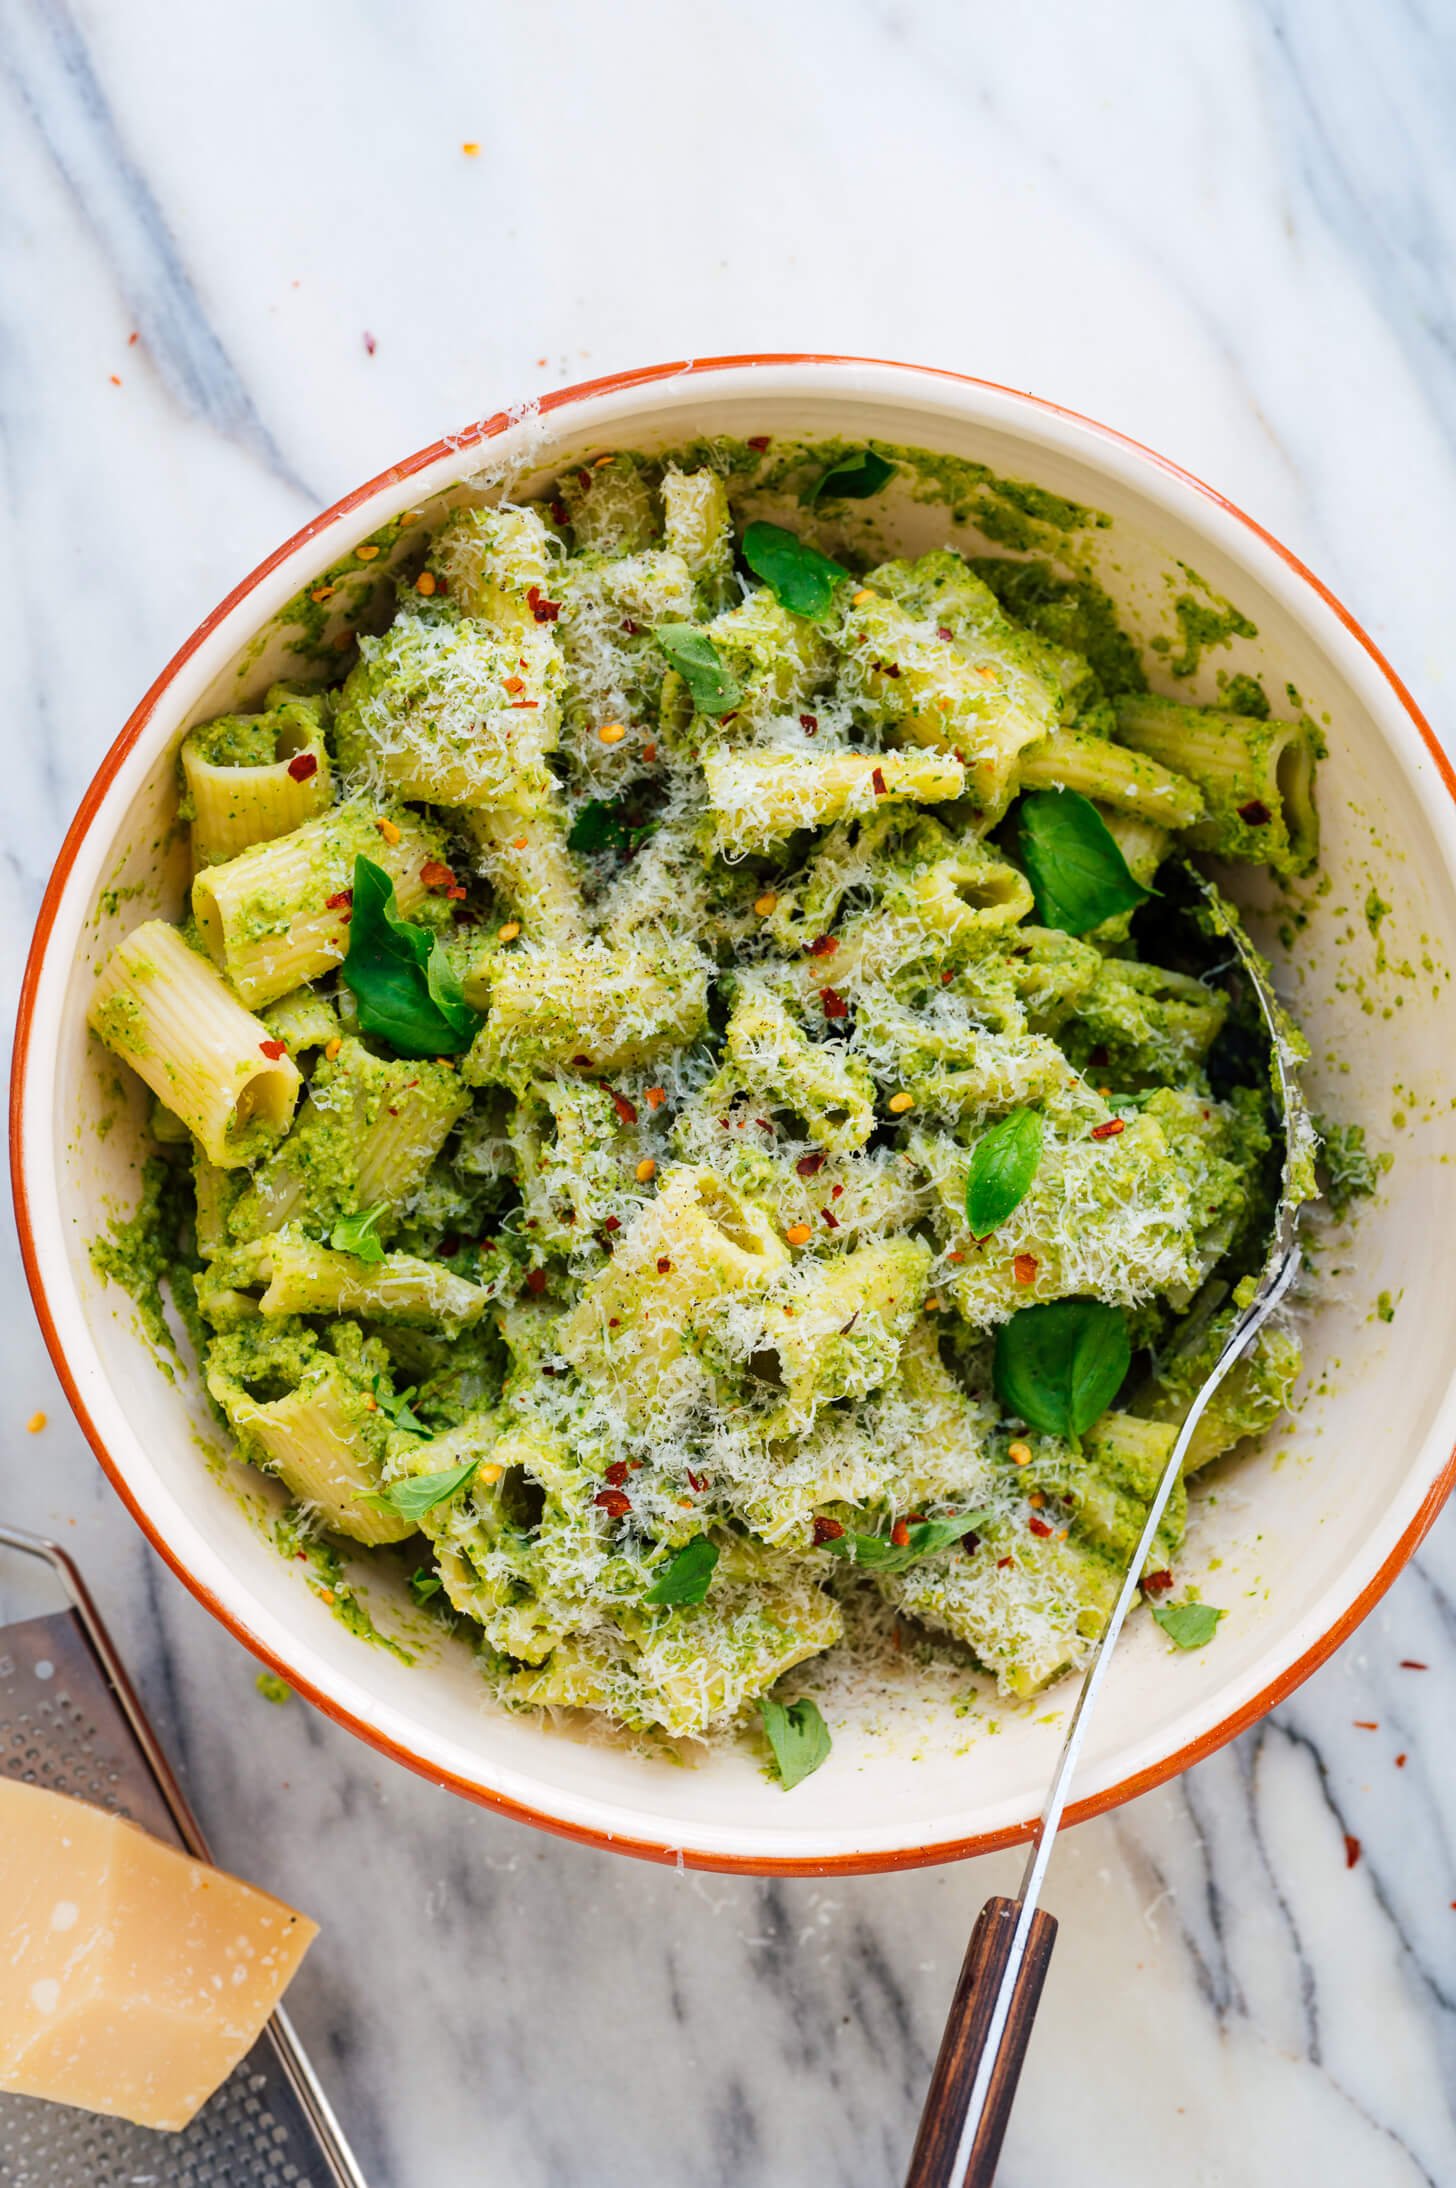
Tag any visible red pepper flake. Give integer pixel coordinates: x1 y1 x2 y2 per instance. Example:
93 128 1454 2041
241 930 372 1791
1028 1515 1054 1538
813 1515 845 1544
128 330 138 345
620 617 643 636
609 1089 638 1126
1238 800 1272 826
799 713 818 732
420 858 463 897
258 1038 287 1060
1091 1118 1125 1141
797 1152 826 1178
686 1470 707 1493
820 1208 840 1230
325 888 353 911
1344 1834 1361 1869
881 664 901 680
937 625 954 641
524 1268 547 1295
940 970 954 985
830 1183 844 1199
1400 1659 1428 1670
571 1054 594 1069
1354 1720 1379 1730
1396 1752 1408 1768
656 1255 672 1275
746 435 771 452
286 751 319 782
871 767 888 795
550 499 569 525
363 331 377 355
643 741 658 763
502 673 526 695
645 1086 667 1110
594 1488 632 1517
890 1518 911 1549
808 934 838 959
821 987 849 1021
996 1555 1014 1570
602 1216 620 1232
604 1460 630 1487
525 585 561 623
508 699 540 709
1012 1253 1039 1286
1142 1569 1175 1598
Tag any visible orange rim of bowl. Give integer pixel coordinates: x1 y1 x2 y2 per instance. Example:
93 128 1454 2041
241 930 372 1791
12 353 1456 1876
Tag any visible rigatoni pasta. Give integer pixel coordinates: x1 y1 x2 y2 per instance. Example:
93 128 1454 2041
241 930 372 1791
87 920 301 1166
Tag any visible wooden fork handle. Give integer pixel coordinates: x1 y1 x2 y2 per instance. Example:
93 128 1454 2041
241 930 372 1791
903 1895 1058 2188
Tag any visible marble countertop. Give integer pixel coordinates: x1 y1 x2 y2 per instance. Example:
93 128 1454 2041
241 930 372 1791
3 2 1454 2181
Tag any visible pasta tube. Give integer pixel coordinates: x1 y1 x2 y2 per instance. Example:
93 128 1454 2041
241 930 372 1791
88 921 300 1167
191 797 441 1007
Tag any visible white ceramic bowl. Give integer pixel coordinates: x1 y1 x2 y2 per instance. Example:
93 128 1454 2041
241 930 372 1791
15 357 1456 1873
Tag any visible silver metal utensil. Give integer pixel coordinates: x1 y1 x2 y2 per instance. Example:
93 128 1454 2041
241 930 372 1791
904 873 1314 2188
0 1520 369 2188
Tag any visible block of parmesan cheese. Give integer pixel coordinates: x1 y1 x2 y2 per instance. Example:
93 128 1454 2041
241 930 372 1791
0 1776 318 2131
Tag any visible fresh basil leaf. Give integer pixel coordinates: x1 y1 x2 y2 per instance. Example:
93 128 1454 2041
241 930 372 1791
966 1109 1045 1237
1017 789 1149 936
330 1202 389 1263
408 1566 444 1604
1151 1600 1224 1650
652 624 741 716
802 448 896 507
824 1510 990 1575
741 522 852 619
567 797 659 856
361 1454 481 1521
372 1376 428 1434
993 1299 1130 1440
643 1535 719 1607
343 856 481 1058
757 1692 832 1791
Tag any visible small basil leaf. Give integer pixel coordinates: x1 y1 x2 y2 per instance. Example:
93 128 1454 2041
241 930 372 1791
802 449 896 506
824 1509 990 1575
993 1300 1130 1440
642 1535 719 1607
1017 789 1149 936
330 1202 389 1263
741 522 852 619
757 1692 832 1791
1151 1600 1224 1650
343 856 481 1057
361 1454 481 1520
372 1376 428 1434
409 1567 444 1604
966 1109 1045 1237
652 624 741 716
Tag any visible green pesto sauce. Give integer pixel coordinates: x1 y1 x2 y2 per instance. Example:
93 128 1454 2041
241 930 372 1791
971 556 1147 696
1218 671 1270 718
255 1671 293 1703
1314 1118 1390 1220
1150 566 1258 679
274 1509 414 1662
89 1155 193 1366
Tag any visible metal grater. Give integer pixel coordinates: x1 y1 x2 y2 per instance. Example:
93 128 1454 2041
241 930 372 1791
0 1523 369 2188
